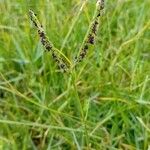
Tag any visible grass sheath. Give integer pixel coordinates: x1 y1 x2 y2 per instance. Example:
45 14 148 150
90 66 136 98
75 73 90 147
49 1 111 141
29 10 70 72
75 0 104 63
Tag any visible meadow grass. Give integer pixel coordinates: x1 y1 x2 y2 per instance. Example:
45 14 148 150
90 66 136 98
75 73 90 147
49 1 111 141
0 0 150 149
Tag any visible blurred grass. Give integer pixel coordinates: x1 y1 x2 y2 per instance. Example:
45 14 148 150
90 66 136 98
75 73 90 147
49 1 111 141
0 0 150 149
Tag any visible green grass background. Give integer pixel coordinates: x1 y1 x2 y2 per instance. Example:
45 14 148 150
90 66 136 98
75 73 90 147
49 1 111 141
0 0 150 149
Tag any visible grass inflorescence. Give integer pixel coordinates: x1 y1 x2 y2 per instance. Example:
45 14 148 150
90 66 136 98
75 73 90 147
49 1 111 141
29 0 105 71
29 9 70 72
75 0 104 63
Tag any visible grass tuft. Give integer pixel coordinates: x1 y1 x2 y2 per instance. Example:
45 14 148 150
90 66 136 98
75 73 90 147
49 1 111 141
0 0 150 149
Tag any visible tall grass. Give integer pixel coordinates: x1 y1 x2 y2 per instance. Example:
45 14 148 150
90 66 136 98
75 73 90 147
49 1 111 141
0 0 150 149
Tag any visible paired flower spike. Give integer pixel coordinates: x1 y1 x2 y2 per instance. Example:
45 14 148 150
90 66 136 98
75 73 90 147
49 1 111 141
29 0 104 72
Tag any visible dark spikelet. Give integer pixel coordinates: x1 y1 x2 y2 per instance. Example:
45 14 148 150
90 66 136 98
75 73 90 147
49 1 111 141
75 0 105 63
92 20 99 35
29 9 69 72
88 34 95 44
100 0 105 10
84 44 88 50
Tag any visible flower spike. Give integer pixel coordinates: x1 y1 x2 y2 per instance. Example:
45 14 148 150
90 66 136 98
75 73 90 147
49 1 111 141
29 9 70 72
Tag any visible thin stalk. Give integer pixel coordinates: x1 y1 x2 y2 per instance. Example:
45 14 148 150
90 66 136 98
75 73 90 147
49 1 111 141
60 0 88 51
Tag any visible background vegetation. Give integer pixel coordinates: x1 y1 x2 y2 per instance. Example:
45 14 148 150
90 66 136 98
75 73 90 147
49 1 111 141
0 0 150 149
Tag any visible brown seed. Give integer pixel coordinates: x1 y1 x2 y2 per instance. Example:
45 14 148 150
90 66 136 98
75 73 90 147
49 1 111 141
88 34 95 44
